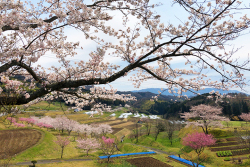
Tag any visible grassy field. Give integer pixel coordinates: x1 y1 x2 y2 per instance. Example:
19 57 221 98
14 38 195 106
2 106 250 167
23 101 69 112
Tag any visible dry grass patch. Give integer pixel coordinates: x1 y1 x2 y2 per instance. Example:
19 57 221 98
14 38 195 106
67 114 90 122
114 128 131 139
91 120 123 125
112 122 134 128
15 161 96 167
109 116 116 120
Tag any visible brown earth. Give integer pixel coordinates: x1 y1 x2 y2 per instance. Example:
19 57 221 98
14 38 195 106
0 129 42 159
210 141 239 147
211 144 245 151
126 157 173 167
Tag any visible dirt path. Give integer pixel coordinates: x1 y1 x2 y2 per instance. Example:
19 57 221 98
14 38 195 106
11 158 92 166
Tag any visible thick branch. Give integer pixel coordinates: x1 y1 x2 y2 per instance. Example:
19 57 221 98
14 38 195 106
0 60 43 83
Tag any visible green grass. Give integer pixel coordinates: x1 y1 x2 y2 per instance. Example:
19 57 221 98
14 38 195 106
4 112 250 167
23 101 68 111
222 121 250 127
124 131 183 154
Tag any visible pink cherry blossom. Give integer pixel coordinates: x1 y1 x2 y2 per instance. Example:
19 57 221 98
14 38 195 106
181 104 229 134
54 135 70 159
77 138 100 156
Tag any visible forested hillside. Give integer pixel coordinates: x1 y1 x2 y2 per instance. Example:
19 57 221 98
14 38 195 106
130 93 250 120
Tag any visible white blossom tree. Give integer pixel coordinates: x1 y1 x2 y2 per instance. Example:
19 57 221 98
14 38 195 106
0 0 250 111
76 138 100 156
181 104 229 134
97 124 113 136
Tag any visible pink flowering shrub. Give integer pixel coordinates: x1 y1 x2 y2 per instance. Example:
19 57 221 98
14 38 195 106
13 122 26 127
6 117 16 124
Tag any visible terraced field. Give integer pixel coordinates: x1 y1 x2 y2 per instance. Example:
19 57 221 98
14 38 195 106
0 129 42 159
210 137 250 157
126 157 173 167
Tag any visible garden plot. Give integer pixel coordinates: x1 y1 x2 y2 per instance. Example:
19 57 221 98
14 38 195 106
126 157 173 167
0 129 42 159
211 137 250 157
211 144 245 151
210 141 239 147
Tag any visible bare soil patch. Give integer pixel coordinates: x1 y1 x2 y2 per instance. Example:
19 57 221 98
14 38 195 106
0 129 42 159
210 141 239 147
167 157 193 167
211 144 245 151
126 157 173 167
226 137 238 142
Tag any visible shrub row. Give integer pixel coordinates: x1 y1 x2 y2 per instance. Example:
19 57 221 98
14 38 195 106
217 151 232 157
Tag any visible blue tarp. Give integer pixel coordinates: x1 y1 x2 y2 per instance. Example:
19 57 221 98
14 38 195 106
169 155 205 167
99 151 156 159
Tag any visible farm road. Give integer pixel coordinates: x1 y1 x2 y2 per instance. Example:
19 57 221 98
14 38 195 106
12 144 172 166
11 158 92 166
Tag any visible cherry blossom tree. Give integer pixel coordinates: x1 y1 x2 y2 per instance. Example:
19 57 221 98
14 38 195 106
97 124 113 136
79 124 91 138
182 132 216 167
89 124 105 138
64 119 79 135
54 135 70 159
0 0 250 112
76 138 100 156
52 116 69 133
181 104 229 134
239 113 250 124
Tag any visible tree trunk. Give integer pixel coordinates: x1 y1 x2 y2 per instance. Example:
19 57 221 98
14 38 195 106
61 147 64 159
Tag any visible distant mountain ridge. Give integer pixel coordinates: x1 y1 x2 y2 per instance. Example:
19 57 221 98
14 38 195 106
132 88 247 97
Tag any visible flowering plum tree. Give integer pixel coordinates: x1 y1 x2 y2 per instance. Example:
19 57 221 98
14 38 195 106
0 0 250 112
76 138 100 156
100 136 116 162
54 135 70 159
181 104 229 134
182 132 216 167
